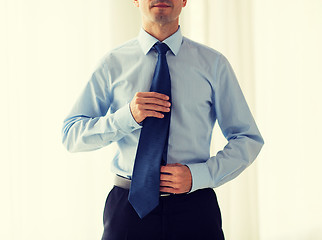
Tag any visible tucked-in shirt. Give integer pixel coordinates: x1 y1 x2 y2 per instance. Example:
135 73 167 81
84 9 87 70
62 28 264 192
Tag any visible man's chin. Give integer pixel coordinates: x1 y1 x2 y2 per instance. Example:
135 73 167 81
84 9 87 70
152 14 169 22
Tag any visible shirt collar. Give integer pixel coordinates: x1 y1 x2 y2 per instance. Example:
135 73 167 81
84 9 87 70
138 26 183 56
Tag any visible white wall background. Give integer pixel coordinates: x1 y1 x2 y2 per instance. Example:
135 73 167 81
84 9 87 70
1 0 322 239
253 1 322 239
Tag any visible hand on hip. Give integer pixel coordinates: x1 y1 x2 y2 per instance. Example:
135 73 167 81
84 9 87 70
160 163 192 194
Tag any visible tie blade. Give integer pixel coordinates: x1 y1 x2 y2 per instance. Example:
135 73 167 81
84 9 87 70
128 187 160 219
129 159 161 218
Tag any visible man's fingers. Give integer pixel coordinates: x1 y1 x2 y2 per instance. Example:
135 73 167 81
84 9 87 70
130 92 171 123
135 96 171 108
160 180 181 190
160 180 174 187
160 163 181 174
136 92 169 100
144 110 164 119
159 164 192 194
143 104 170 113
160 172 173 181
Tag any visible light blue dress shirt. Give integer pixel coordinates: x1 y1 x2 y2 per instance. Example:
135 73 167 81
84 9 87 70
62 28 264 193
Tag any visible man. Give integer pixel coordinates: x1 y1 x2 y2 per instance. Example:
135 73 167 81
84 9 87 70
62 0 264 239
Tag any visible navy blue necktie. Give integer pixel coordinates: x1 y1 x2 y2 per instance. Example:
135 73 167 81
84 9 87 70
128 42 171 219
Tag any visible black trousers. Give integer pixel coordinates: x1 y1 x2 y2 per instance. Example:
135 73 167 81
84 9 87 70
101 186 225 240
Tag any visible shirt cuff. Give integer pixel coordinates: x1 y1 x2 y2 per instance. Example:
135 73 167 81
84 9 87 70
113 103 142 133
185 162 213 193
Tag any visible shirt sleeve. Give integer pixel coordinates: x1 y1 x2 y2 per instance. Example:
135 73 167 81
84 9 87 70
186 54 264 192
62 61 142 153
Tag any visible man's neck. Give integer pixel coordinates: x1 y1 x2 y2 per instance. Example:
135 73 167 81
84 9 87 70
142 21 179 42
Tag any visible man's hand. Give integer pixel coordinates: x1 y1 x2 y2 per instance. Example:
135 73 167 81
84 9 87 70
160 163 192 194
130 92 171 123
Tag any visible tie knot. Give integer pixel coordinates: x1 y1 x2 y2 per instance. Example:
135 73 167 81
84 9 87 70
154 42 169 55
